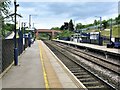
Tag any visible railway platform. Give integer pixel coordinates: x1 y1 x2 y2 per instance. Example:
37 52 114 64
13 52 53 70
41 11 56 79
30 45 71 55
54 39 120 55
1 40 85 89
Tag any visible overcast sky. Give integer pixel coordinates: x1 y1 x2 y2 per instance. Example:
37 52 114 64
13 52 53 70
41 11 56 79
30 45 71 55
10 0 119 29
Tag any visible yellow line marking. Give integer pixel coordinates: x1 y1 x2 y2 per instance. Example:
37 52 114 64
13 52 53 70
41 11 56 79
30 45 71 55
38 41 49 89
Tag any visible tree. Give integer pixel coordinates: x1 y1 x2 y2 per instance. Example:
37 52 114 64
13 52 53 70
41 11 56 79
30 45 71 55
94 20 97 24
115 14 120 24
60 22 68 30
102 20 108 29
0 0 11 37
64 22 68 30
0 0 22 38
94 20 98 26
76 23 83 30
0 0 11 16
3 23 14 31
51 27 60 30
58 30 74 38
84 24 93 28
68 19 74 31
60 25 65 30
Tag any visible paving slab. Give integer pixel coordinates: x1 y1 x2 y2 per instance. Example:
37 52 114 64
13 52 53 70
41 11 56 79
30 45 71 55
2 41 45 88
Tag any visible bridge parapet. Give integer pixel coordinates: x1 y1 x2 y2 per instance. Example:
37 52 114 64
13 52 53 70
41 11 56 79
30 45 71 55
36 29 61 39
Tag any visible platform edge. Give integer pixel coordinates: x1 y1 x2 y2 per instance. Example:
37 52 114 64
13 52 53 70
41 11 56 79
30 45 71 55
44 41 87 89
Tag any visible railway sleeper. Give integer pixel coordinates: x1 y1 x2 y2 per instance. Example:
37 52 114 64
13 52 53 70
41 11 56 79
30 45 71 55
87 85 106 89
67 66 79 68
73 72 88 75
82 81 104 87
73 72 88 76
45 41 117 90
72 71 87 74
76 75 91 78
70 69 85 71
80 77 96 82
68 67 83 70
70 70 86 73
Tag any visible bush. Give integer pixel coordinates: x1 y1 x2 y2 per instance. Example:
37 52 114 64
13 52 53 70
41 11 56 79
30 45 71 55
58 30 74 38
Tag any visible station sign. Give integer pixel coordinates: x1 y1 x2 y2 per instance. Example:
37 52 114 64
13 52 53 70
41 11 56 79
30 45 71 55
90 32 100 40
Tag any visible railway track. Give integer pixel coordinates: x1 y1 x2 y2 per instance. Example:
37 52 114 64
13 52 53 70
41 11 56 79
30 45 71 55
44 40 118 90
53 41 120 75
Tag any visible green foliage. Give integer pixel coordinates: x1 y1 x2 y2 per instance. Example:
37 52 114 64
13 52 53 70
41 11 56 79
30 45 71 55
2 23 14 38
83 25 120 38
83 28 99 33
76 23 83 30
64 22 69 30
76 23 94 30
102 20 109 29
58 30 74 38
94 20 98 25
1 23 14 38
68 19 74 31
38 33 50 40
0 0 11 38
3 23 14 31
60 25 64 30
0 0 11 15
110 25 120 37
115 14 120 24
51 27 60 30
85 24 93 28
60 22 68 30
75 15 120 32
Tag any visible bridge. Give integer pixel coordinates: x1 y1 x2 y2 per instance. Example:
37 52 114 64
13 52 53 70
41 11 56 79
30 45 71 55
36 29 61 39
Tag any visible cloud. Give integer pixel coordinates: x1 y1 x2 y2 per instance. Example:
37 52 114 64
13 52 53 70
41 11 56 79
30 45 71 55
9 1 118 29
35 2 118 20
10 0 120 3
118 1 120 14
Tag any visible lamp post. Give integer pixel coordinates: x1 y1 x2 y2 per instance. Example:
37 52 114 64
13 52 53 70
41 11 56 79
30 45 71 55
95 16 102 45
95 16 102 31
14 0 19 66
23 22 26 36
29 14 37 29
74 20 76 30
28 15 37 42
99 17 102 31
29 15 31 29
22 22 27 50
110 18 112 43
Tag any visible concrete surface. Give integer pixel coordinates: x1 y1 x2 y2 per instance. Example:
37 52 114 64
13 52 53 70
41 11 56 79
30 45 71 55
1 40 79 89
54 39 120 54
40 40 78 88
2 41 45 88
39 40 63 88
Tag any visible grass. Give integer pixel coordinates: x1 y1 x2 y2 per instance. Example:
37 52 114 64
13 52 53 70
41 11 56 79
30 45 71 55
83 25 120 38
101 25 120 37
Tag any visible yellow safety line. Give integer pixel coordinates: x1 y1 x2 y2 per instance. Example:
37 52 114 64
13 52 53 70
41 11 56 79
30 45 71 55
38 41 49 89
